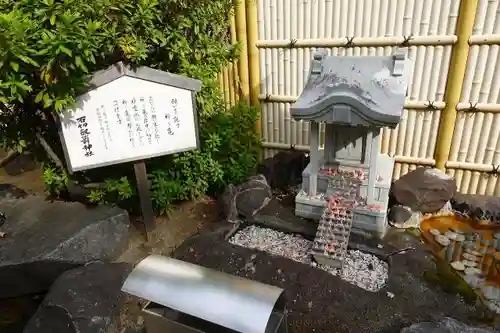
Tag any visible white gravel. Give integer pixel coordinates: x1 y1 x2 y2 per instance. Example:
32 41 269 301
229 225 389 292
229 225 311 264
486 300 500 314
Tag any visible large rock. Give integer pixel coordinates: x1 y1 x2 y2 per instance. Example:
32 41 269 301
391 168 456 213
218 174 272 223
388 201 454 229
24 262 132 333
401 317 496 333
3 152 38 176
0 183 29 199
218 183 239 222
257 149 309 190
235 174 272 219
451 192 500 224
0 193 130 299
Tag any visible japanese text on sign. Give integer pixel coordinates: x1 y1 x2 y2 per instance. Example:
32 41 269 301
77 116 94 157
58 75 198 172
149 96 161 142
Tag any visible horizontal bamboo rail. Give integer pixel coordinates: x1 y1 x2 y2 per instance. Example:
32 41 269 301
445 161 500 173
258 94 446 110
256 35 457 48
254 34 500 50
262 141 500 174
258 95 500 113
469 34 500 45
456 103 500 113
261 142 436 166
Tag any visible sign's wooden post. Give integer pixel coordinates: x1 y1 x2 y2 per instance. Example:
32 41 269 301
133 160 155 240
57 62 202 237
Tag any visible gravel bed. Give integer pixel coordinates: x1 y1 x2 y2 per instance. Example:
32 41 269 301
486 300 500 314
229 225 389 292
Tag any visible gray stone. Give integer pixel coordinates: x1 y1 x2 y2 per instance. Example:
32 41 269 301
391 167 456 213
388 205 413 224
218 184 239 222
235 175 272 219
3 152 38 176
289 49 411 127
388 205 422 229
0 195 130 299
451 192 500 224
401 317 496 333
253 197 317 239
0 183 28 199
257 150 309 190
219 174 272 223
24 262 132 333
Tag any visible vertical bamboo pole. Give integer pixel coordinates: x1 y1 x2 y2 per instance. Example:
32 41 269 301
234 0 250 102
434 0 479 171
229 13 238 106
246 0 261 137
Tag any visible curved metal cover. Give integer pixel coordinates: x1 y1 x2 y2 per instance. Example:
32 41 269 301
121 255 284 333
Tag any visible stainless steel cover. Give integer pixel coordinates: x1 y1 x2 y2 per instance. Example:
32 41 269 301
121 255 285 333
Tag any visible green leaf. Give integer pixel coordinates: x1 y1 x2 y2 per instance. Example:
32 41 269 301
35 90 44 103
17 55 39 67
74 56 88 73
37 49 49 56
58 45 72 57
50 16 56 25
10 62 19 72
14 81 32 92
54 100 64 111
43 93 52 107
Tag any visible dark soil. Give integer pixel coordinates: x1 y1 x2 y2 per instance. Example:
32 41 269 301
0 295 43 333
172 223 491 333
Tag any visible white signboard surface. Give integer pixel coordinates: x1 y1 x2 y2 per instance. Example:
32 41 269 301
59 76 198 172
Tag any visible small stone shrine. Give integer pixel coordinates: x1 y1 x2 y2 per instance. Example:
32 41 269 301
291 49 411 256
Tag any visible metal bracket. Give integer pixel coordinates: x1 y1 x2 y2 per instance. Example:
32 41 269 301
392 49 407 77
311 49 328 74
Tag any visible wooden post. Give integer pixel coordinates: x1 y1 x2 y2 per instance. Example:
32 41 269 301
309 121 320 197
134 161 156 241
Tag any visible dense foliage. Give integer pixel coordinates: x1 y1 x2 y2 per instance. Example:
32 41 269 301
0 0 260 213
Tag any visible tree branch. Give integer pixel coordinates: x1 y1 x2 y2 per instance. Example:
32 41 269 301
0 150 21 168
35 132 65 169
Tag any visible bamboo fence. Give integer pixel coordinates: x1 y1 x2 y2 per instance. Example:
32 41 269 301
220 0 500 196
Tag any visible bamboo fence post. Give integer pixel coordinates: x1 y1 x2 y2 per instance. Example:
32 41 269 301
229 12 238 106
234 0 250 102
434 0 479 171
245 0 261 137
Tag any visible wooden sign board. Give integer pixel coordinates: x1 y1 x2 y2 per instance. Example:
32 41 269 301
58 63 202 173
57 63 202 238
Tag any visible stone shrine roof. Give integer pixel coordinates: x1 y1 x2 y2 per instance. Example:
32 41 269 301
290 49 412 128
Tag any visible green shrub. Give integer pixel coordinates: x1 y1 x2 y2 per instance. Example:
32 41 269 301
84 101 260 214
0 0 260 213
